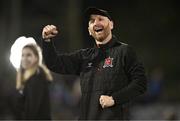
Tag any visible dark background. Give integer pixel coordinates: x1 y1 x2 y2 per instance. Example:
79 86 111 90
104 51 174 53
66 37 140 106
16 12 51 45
0 0 180 120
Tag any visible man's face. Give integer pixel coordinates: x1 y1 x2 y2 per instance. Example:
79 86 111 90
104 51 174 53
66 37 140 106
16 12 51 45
88 14 113 42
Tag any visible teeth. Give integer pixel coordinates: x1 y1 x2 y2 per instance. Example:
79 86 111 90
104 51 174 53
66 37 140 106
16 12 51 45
94 26 103 32
95 29 103 32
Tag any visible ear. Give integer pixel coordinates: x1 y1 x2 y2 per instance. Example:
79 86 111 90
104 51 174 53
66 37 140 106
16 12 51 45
88 27 92 36
110 20 114 30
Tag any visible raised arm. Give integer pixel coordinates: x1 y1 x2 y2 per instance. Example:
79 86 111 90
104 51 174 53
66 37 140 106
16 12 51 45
41 25 82 75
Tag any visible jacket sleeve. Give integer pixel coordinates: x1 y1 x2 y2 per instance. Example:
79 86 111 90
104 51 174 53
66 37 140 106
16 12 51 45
111 45 147 105
42 40 82 75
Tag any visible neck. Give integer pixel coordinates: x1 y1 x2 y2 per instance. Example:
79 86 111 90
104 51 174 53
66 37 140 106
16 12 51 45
95 33 112 45
23 66 37 81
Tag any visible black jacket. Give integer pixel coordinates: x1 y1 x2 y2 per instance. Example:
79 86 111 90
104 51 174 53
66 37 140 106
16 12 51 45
13 67 51 120
42 36 147 120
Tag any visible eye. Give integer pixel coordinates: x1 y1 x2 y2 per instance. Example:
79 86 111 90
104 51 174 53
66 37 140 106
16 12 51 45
22 53 31 58
27 53 33 57
89 19 95 24
99 17 105 22
98 18 102 21
22 52 27 57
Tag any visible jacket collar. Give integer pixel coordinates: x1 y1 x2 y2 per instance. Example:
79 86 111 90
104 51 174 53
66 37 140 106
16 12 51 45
94 35 121 49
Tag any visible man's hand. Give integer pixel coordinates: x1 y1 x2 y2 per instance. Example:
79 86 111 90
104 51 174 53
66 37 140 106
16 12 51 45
99 95 115 108
42 25 58 41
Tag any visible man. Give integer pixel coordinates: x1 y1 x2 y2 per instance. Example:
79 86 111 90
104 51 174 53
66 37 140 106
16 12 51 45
42 7 147 120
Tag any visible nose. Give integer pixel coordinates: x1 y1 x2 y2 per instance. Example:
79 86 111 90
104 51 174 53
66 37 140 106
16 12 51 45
94 19 100 25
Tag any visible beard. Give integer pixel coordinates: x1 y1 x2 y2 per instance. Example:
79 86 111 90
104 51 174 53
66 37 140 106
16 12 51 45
92 29 111 42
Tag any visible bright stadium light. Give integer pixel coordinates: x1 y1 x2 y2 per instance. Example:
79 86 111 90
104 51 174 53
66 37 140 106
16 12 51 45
10 36 36 69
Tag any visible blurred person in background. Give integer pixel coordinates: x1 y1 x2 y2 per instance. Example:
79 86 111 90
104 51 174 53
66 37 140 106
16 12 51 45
41 7 147 120
147 67 164 102
138 67 164 104
12 44 53 120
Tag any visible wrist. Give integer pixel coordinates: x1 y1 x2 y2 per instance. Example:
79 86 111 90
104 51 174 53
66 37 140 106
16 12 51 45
110 96 115 105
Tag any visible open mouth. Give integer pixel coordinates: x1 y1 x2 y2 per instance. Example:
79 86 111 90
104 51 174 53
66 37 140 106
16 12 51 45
94 27 104 33
95 28 103 32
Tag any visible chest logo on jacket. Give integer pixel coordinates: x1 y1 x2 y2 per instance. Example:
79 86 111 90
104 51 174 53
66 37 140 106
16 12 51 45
87 62 93 68
103 56 114 68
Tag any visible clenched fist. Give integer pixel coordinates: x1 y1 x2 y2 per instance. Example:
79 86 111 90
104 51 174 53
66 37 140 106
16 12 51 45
99 95 115 108
42 25 58 41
